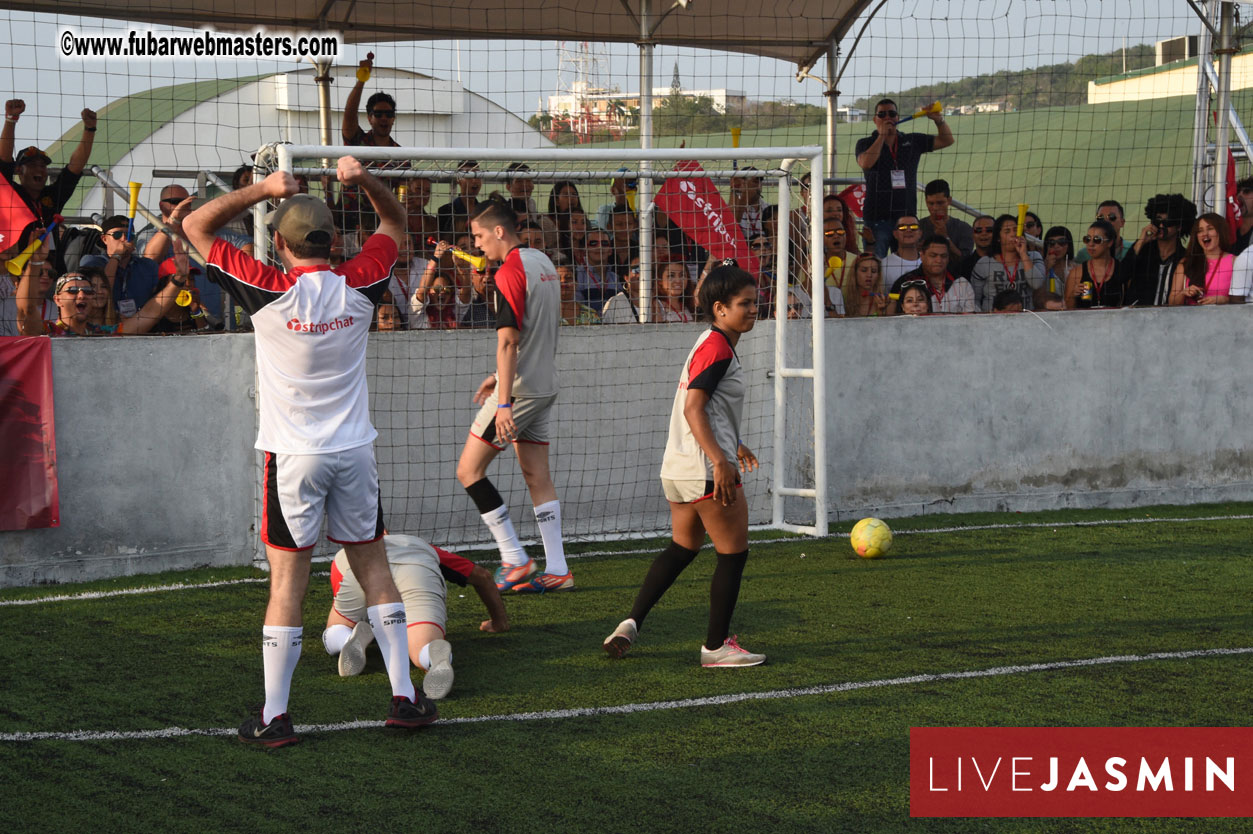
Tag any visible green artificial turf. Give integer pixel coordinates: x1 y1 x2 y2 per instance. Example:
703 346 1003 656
2 504 1251 833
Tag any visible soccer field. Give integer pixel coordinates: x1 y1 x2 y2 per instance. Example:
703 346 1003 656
3 503 1251 833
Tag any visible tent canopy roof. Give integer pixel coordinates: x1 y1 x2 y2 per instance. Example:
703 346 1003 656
2 0 873 69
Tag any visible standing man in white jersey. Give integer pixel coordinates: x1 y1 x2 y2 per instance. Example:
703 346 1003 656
455 199 571 593
183 156 437 748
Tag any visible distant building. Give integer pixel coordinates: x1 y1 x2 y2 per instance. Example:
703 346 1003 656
1088 38 1253 104
48 66 551 216
836 106 866 122
974 100 1010 113
542 85 747 141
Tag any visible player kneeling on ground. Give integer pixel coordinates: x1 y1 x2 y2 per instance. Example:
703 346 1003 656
323 534 510 699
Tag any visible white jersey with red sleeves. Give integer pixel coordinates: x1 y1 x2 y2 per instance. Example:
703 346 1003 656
494 245 561 398
660 326 746 482
206 235 397 454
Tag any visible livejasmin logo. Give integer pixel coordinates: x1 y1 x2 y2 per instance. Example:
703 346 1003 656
910 727 1253 818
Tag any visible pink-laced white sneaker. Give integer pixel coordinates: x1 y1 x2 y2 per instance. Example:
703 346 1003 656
700 635 766 667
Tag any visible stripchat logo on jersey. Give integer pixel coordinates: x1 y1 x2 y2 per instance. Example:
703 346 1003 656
286 315 355 334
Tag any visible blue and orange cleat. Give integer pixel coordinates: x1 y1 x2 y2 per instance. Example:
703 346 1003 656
512 571 574 593
494 558 537 591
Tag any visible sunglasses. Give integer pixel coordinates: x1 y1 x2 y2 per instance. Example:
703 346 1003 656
1045 237 1069 247
1082 235 1109 245
159 198 183 207
824 229 846 237
876 109 898 119
586 240 608 247
1096 213 1120 222
369 109 396 118
429 287 454 295
62 285 95 295
1152 218 1181 228
896 223 920 231
105 230 127 240
1024 221 1041 228
900 279 928 289
973 226 995 235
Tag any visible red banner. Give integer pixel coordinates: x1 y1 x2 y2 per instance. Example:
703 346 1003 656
653 160 757 275
838 183 866 219
1226 145 1242 239
0 173 37 256
911 727 1253 818
0 337 59 529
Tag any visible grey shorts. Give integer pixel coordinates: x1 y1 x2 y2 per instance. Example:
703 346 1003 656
470 390 558 448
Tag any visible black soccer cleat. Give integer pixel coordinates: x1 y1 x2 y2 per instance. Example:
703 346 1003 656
238 712 300 748
385 691 438 729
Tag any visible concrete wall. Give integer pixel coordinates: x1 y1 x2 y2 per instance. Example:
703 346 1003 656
5 307 1251 586
815 306 1253 521
0 334 257 586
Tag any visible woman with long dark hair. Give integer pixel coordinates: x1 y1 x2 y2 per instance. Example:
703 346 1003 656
604 262 764 667
1169 212 1238 305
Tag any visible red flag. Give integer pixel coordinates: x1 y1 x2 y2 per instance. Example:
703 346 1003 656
838 183 866 219
0 337 60 529
1225 145 1241 239
653 160 758 274
0 174 37 256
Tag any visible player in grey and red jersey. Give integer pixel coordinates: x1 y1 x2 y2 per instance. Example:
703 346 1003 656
455 199 573 594
183 156 436 747
603 263 767 668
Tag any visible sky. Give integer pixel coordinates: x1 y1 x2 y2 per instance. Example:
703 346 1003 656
0 0 1217 148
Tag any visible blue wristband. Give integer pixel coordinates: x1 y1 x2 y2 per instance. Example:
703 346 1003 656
497 403 512 409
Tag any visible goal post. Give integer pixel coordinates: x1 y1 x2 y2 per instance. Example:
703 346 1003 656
249 142 828 551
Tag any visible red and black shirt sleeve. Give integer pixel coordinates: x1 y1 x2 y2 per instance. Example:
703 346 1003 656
686 327 735 393
433 546 475 587
337 233 398 305
494 249 527 331
204 238 295 314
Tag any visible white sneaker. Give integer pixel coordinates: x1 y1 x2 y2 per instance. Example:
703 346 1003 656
423 639 455 700
700 635 765 667
338 620 373 677
602 618 638 659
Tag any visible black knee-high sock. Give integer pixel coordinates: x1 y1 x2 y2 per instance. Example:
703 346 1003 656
628 540 700 628
705 550 748 650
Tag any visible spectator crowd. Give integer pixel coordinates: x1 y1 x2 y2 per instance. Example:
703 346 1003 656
4 81 1252 339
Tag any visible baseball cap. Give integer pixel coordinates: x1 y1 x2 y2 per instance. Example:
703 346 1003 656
16 146 51 167
264 194 335 245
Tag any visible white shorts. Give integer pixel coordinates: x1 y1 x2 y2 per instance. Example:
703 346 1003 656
330 548 447 633
262 445 384 551
469 390 557 449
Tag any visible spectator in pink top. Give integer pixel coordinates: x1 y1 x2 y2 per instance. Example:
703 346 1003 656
1170 212 1239 305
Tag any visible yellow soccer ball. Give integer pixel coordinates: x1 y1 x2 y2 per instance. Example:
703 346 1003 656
850 517 893 559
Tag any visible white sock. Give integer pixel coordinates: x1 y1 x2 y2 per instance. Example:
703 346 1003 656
481 504 528 567
262 625 302 724
367 604 416 702
322 624 351 655
417 641 453 670
533 500 567 575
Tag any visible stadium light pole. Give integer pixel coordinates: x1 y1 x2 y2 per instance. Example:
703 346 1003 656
638 0 655 323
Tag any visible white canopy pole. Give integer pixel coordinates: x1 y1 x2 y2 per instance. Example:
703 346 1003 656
638 0 655 323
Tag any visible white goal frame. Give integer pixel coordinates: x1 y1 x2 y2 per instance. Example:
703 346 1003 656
259 142 829 537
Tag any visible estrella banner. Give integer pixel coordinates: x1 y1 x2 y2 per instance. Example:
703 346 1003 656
653 160 758 275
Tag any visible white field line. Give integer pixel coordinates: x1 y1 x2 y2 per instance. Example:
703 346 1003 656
4 512 1252 608
2 646 1249 743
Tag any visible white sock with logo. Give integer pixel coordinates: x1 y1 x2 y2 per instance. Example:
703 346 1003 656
321 624 351 655
367 604 416 702
261 625 302 724
533 500 567 575
481 504 528 567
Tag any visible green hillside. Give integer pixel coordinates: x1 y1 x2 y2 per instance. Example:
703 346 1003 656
581 91 1253 235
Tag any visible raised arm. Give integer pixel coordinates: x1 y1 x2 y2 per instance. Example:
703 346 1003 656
67 109 98 175
1 99 23 162
928 104 954 151
183 172 296 262
15 236 49 336
341 56 372 143
339 155 405 247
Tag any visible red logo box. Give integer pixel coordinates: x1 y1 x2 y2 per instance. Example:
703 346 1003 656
911 727 1253 817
